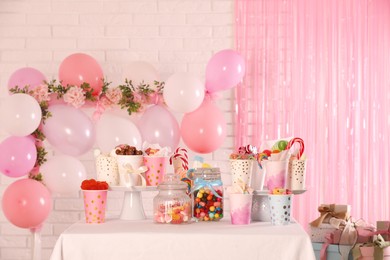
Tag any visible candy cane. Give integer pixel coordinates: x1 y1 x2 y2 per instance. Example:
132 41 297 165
169 147 189 170
287 137 305 159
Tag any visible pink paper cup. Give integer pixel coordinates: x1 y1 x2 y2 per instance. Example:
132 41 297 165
143 156 168 186
229 193 253 225
83 190 108 224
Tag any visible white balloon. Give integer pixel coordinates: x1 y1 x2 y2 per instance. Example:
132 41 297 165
0 93 42 136
122 61 160 89
163 72 205 113
95 113 142 153
40 155 87 194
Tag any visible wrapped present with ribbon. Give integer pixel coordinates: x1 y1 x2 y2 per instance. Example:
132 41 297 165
352 235 390 260
310 204 351 227
309 217 342 243
319 218 376 260
377 221 390 241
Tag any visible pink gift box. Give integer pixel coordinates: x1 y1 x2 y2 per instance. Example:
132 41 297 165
359 246 390 260
377 221 390 241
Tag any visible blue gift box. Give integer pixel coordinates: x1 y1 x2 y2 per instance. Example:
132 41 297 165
312 243 353 260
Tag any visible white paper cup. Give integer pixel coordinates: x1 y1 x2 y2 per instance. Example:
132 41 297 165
268 194 292 225
95 155 119 186
287 159 307 190
230 159 254 186
116 155 143 187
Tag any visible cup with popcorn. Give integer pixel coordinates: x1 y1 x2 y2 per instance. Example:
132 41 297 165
227 179 254 225
142 142 170 186
81 179 109 224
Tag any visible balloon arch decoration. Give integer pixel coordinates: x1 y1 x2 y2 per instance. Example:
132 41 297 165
0 49 245 259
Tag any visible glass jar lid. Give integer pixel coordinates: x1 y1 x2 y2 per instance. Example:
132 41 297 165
191 167 221 181
158 174 187 190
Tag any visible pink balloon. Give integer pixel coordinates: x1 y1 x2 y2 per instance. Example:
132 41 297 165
2 179 52 229
181 96 227 153
0 136 37 178
205 49 245 93
7 67 46 91
138 105 180 151
59 53 104 96
42 105 95 156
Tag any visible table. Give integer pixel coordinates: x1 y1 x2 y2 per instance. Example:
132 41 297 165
50 218 316 260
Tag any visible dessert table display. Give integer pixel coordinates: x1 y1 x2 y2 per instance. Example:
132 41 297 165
50 218 316 260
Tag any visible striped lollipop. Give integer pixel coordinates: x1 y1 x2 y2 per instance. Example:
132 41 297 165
286 137 305 159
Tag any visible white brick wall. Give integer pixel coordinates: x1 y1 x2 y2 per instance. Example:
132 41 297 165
0 0 235 259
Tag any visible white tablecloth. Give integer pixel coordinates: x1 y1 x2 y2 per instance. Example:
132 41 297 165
50 218 315 260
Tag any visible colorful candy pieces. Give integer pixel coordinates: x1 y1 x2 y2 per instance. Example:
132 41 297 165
193 188 223 221
154 201 191 224
270 188 292 195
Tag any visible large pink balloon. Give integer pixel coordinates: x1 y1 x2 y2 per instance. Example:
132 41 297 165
205 49 245 93
59 53 104 96
0 136 37 178
42 105 95 156
138 105 180 151
2 179 52 229
181 97 227 153
7 67 46 91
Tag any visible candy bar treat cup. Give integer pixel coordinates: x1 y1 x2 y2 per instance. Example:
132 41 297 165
287 159 307 190
268 194 292 225
263 160 288 191
251 194 271 222
95 154 119 186
83 190 108 224
116 155 144 187
230 159 254 186
229 193 253 225
143 156 168 186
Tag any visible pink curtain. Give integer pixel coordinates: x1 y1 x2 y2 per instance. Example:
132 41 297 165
235 0 390 226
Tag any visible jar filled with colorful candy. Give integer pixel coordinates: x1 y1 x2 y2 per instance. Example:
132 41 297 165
153 174 192 224
192 168 223 221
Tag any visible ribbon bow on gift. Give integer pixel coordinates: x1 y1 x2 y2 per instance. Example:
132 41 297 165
123 164 147 188
191 178 223 198
310 204 349 227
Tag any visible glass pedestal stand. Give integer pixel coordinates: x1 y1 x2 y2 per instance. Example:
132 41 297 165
110 186 156 220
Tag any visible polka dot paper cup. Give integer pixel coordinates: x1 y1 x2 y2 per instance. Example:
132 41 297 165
230 159 254 186
143 156 168 186
83 190 108 224
268 194 292 225
287 159 307 190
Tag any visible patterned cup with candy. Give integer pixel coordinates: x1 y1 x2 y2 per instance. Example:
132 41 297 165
81 179 109 224
268 188 292 226
143 156 168 186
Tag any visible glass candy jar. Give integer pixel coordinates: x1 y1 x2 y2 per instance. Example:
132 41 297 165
191 168 224 221
153 174 191 224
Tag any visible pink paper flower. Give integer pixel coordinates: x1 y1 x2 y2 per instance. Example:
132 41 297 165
105 87 122 104
63 86 86 108
32 84 50 103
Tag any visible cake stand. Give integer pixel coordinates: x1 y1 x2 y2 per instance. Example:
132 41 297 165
109 186 156 220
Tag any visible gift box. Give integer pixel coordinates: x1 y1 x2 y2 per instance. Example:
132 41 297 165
377 221 390 241
310 204 351 227
310 223 338 243
312 243 353 260
358 246 390 260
